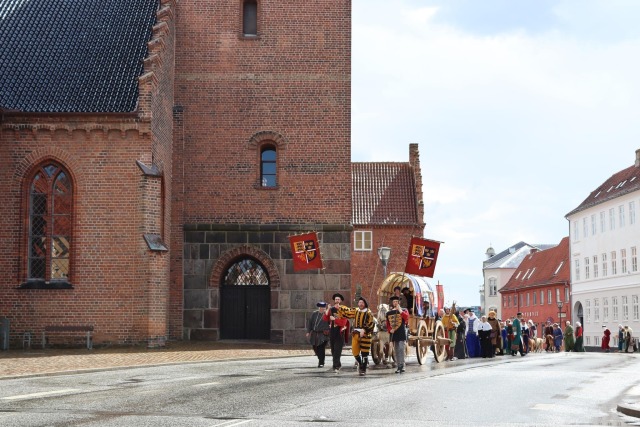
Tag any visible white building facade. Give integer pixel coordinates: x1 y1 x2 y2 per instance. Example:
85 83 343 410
566 149 640 349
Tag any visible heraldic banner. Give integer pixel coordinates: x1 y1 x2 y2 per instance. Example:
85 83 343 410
289 232 323 271
404 237 441 278
436 282 445 311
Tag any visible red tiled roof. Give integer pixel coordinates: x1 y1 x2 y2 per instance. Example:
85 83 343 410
500 237 570 292
566 164 640 217
352 162 418 225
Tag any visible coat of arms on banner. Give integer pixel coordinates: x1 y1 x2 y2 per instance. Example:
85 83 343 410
289 232 323 271
404 237 441 278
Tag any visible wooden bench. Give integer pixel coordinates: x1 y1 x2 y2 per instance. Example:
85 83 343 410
42 325 94 349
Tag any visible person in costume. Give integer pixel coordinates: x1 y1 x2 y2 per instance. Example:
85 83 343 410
464 308 480 358
306 301 330 367
574 321 585 352
505 319 514 354
500 320 508 355
624 326 635 353
564 321 575 352
441 306 459 361
386 295 410 373
340 296 375 375
487 311 501 357
601 327 611 352
618 324 625 352
553 323 563 352
401 287 414 314
477 315 493 358
521 321 530 353
323 293 349 373
393 286 408 310
454 310 468 360
511 313 526 356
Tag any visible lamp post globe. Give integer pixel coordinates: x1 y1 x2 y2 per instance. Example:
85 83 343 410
377 246 391 278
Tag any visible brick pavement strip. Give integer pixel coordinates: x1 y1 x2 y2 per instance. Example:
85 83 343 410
0 342 311 379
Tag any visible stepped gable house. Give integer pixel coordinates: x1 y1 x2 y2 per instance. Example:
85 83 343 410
500 237 571 331
0 0 351 346
351 144 425 304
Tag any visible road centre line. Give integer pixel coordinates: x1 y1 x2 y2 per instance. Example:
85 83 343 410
2 389 81 401
191 381 220 387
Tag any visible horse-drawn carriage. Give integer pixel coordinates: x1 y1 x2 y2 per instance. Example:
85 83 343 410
370 273 449 365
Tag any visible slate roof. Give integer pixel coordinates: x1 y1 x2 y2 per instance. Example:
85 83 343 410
483 241 556 269
566 163 640 217
352 162 419 225
500 237 570 292
0 0 158 113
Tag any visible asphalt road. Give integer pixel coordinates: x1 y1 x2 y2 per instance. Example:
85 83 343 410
0 351 638 426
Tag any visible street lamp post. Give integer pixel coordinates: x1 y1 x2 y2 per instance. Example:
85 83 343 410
557 300 564 324
378 246 391 278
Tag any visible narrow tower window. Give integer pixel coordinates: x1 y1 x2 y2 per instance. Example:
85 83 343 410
260 145 276 187
243 0 258 36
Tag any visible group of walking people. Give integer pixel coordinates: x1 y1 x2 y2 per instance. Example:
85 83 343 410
305 292 411 375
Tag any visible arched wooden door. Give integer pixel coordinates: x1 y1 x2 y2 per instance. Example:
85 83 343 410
220 257 271 340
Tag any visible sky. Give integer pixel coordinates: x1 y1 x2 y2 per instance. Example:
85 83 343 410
351 0 640 307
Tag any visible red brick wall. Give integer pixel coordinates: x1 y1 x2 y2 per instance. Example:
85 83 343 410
501 283 572 333
351 225 424 306
173 0 351 225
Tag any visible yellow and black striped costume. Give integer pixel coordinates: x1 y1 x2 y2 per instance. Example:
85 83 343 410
340 307 374 357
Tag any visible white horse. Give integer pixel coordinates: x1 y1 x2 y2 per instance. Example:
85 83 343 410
375 303 394 368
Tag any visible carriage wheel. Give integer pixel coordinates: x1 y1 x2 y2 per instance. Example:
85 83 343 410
371 339 382 365
416 322 429 365
432 320 447 363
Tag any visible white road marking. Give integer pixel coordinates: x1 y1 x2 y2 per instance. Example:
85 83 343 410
2 389 80 401
192 381 220 387
216 420 253 427
531 403 559 410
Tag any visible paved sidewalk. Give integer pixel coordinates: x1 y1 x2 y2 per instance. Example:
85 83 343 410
0 341 310 379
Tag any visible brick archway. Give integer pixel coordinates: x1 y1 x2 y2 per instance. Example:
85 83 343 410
209 245 280 289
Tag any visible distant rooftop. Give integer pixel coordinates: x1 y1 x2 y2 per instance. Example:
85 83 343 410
483 241 556 269
566 150 640 217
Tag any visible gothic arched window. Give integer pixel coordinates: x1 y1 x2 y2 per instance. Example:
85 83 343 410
27 162 73 282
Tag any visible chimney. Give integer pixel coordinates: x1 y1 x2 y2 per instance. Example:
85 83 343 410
636 149 640 167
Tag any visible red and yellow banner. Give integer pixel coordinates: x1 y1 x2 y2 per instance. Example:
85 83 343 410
404 237 441 278
289 232 323 271
436 282 445 311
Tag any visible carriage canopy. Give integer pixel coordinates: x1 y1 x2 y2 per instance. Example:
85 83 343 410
377 272 438 317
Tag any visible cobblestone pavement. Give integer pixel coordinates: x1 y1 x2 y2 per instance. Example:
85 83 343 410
0 341 311 379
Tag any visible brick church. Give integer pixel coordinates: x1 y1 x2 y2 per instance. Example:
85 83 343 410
0 0 424 346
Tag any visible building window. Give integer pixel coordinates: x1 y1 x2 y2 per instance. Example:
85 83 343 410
353 231 372 251
584 256 590 279
619 205 626 228
600 211 606 233
632 247 638 272
520 294 523 307
242 0 258 36
633 295 639 321
611 251 617 275
594 336 599 346
603 297 609 321
565 287 569 302
602 253 607 277
27 162 73 282
593 255 598 278
586 336 590 345
540 290 544 305
489 278 497 296
621 248 628 274
503 296 506 307
610 208 616 230
556 288 561 304
591 214 596 235
622 296 629 321
533 291 537 305
260 145 277 187
573 221 579 241
631 201 636 225
548 289 552 305
574 258 580 281
594 298 600 321
585 299 591 323
613 296 619 321
583 217 588 238
526 293 530 306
